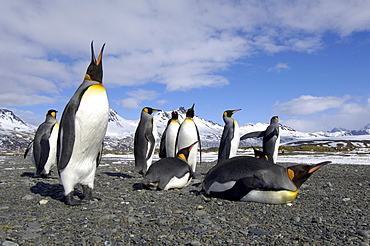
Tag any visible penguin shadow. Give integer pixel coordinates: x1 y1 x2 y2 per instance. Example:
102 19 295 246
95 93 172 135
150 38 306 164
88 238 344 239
133 182 144 190
21 171 59 179
21 172 35 178
102 172 134 179
30 181 66 201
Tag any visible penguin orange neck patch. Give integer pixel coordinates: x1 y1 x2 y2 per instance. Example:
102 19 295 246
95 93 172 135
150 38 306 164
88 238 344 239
287 168 294 180
178 153 186 161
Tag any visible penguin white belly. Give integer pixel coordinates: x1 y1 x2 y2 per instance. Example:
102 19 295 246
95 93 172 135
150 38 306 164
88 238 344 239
273 131 281 163
241 189 298 204
229 121 240 158
163 173 191 190
165 123 180 157
44 123 59 174
207 180 236 193
60 84 108 193
177 119 198 172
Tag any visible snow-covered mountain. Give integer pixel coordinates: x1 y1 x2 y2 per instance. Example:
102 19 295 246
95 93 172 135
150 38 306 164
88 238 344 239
104 107 370 150
0 109 36 151
0 109 36 132
1 108 369 152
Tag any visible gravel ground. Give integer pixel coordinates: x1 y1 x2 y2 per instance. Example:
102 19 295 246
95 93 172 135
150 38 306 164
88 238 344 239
0 154 369 246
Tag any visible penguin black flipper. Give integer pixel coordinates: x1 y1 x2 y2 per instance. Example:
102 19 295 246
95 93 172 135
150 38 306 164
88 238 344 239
95 142 104 167
24 140 34 158
57 82 93 170
210 176 261 201
195 123 202 165
145 126 156 162
218 127 234 161
159 125 168 158
240 131 265 140
36 136 50 176
263 128 278 143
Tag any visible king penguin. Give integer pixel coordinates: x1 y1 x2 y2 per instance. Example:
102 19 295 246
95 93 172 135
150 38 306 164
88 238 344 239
24 109 59 178
176 104 201 173
159 111 180 158
218 109 241 163
57 41 109 206
142 141 197 190
240 116 280 163
134 107 161 174
202 156 331 204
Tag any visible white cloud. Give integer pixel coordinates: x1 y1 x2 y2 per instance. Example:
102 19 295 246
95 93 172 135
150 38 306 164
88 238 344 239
275 95 370 132
1 1 370 108
274 95 351 115
120 89 160 110
268 63 291 73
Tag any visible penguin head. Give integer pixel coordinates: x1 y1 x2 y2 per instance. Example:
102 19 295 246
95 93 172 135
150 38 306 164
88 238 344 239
287 161 331 189
186 104 195 118
252 147 268 160
223 109 241 118
270 116 279 124
177 141 198 161
143 107 161 115
171 111 179 120
46 109 58 119
85 41 105 83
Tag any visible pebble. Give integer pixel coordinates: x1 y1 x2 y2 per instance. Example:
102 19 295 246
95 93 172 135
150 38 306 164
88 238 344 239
0 156 369 245
2 241 19 246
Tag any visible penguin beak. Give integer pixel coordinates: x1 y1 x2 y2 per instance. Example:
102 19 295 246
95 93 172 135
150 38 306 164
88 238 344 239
308 161 331 173
188 141 198 151
232 109 241 114
86 41 105 82
191 103 195 110
91 41 105 66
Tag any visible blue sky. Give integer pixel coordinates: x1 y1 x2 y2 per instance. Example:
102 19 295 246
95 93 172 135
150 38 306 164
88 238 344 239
1 1 370 132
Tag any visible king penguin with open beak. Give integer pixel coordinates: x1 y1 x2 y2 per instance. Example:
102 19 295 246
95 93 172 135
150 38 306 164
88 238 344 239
57 41 109 206
217 109 241 163
134 107 161 174
24 109 59 178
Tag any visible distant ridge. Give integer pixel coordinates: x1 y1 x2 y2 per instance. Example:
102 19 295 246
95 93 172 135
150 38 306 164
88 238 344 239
1 108 369 152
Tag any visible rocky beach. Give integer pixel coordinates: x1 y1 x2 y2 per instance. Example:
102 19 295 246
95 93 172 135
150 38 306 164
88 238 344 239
0 154 369 245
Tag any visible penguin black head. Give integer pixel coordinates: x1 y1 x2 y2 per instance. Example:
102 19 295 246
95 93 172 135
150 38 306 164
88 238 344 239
186 104 195 118
287 161 331 189
177 141 198 161
270 116 279 123
46 109 58 119
171 111 179 120
224 109 241 118
252 147 268 160
143 107 161 115
85 41 106 83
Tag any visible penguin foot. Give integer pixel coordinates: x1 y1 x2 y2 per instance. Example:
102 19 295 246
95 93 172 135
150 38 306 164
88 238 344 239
64 193 88 206
82 185 101 201
40 173 50 179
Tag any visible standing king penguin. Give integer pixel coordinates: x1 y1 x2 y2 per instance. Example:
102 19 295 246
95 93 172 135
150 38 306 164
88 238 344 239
24 109 59 178
142 141 198 190
218 109 241 163
240 116 280 163
203 156 331 204
57 41 109 206
134 107 161 174
176 104 201 173
159 111 180 158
